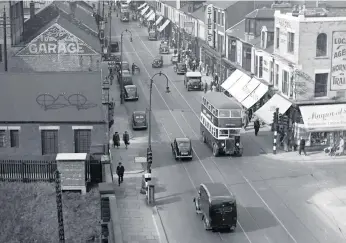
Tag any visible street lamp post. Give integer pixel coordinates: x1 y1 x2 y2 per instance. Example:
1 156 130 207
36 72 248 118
147 71 170 171
120 29 133 104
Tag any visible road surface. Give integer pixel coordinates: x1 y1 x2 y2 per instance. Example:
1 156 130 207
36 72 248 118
110 14 346 243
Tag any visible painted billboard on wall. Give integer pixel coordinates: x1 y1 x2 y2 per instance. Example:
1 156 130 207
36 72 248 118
16 23 98 56
205 4 214 48
331 31 346 90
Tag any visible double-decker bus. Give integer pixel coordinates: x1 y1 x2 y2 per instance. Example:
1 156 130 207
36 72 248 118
200 92 243 157
120 2 130 21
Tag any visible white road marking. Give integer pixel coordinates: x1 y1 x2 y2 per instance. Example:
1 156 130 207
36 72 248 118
132 29 297 243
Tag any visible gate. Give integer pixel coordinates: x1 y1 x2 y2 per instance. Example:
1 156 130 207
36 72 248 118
85 159 103 184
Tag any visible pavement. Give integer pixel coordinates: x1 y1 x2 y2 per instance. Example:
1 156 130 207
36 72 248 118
107 12 346 243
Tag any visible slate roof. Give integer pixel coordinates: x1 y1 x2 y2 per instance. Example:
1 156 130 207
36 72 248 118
245 8 275 19
206 1 238 10
190 6 205 21
23 1 99 50
0 72 105 123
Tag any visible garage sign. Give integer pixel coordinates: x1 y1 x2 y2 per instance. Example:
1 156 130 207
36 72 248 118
16 23 98 56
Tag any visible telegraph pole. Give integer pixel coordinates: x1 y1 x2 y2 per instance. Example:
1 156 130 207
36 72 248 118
3 6 8 72
55 170 65 243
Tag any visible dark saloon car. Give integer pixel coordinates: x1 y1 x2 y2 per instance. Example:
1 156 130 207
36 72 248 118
174 63 187 75
171 137 193 160
124 85 139 101
132 111 147 130
152 55 163 68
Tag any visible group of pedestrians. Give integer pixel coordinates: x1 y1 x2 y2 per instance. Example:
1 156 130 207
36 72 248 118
112 131 130 149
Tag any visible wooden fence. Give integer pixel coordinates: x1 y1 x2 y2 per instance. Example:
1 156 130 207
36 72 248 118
0 160 102 183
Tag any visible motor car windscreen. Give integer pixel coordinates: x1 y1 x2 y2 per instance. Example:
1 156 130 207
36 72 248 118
135 114 145 120
125 86 136 93
178 141 190 150
188 77 201 84
123 76 132 83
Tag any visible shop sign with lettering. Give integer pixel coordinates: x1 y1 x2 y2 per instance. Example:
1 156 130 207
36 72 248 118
300 104 346 129
331 31 346 90
16 23 98 56
205 4 214 47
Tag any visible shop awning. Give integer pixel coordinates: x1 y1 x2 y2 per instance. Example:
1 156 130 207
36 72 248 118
141 6 149 15
145 10 154 19
255 94 292 124
147 13 155 21
299 104 346 132
158 20 170 32
126 0 131 3
137 3 147 10
235 77 261 102
227 72 252 101
241 83 268 109
155 16 163 25
221 70 244 91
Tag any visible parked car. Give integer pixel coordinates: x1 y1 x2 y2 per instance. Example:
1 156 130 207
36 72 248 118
159 43 169 54
171 137 193 160
184 72 203 91
118 70 133 86
174 62 187 75
193 183 237 231
132 111 147 130
124 85 139 101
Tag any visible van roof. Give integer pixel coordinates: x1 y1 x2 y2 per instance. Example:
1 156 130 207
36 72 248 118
201 182 236 201
186 72 202 78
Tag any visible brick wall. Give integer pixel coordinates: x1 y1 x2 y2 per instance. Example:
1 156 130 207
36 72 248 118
20 54 101 72
0 123 107 157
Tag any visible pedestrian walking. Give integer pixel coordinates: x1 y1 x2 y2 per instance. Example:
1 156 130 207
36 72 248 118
116 162 125 186
299 137 307 155
204 82 208 93
123 131 130 149
254 119 260 136
113 132 120 148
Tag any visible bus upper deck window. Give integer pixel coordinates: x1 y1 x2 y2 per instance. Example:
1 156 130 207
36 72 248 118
231 109 241 117
219 110 230 118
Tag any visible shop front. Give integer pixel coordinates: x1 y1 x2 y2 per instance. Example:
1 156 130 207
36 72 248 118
158 19 171 39
200 42 221 76
294 104 346 150
221 69 269 113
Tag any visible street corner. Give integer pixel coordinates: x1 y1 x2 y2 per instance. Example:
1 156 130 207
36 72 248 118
264 150 346 163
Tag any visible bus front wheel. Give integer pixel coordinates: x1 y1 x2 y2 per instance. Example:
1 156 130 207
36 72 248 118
212 143 219 157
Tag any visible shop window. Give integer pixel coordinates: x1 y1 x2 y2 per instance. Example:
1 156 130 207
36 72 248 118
282 70 289 95
316 33 327 57
276 28 280 49
314 73 328 97
310 132 329 146
287 32 294 53
275 64 279 87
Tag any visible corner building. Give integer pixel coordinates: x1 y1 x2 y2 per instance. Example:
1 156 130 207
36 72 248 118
273 10 346 149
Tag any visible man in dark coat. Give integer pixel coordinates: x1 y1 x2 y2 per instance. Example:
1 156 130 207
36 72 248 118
123 131 130 149
113 132 120 148
116 163 125 186
254 119 260 136
299 137 307 155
